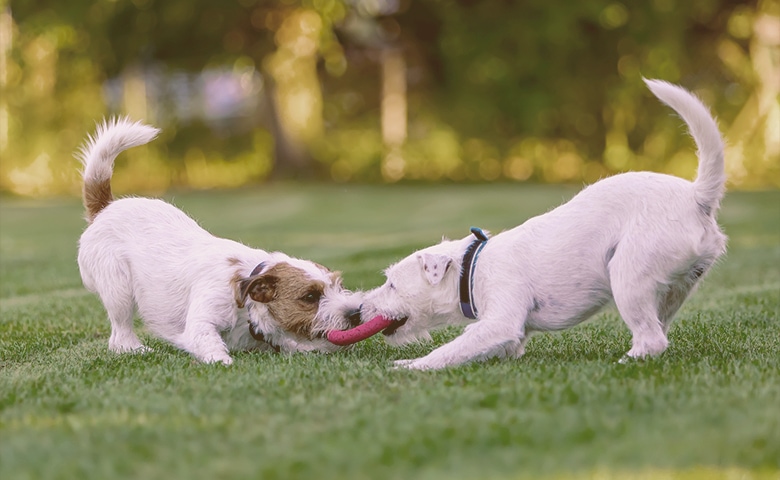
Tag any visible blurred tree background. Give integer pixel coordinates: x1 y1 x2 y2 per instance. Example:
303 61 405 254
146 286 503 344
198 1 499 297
1 0 777 196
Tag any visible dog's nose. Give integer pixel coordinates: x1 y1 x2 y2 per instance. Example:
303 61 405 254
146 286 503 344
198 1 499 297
346 306 362 327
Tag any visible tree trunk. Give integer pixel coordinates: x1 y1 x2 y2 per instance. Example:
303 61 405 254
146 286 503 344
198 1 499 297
380 47 407 181
260 72 316 179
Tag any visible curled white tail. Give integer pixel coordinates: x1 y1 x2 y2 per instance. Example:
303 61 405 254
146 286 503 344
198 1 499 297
644 78 726 215
77 117 160 222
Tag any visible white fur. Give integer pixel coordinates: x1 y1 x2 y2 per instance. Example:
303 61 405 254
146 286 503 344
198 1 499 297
79 117 162 187
77 118 361 365
360 79 728 370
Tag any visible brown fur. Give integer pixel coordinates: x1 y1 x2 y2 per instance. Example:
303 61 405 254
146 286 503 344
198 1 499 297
227 257 241 267
235 262 332 339
83 178 113 223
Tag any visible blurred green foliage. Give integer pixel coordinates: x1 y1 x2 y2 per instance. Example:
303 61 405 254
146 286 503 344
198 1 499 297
1 0 777 196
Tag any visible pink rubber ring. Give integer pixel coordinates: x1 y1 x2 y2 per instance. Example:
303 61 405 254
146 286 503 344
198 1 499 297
327 315 394 346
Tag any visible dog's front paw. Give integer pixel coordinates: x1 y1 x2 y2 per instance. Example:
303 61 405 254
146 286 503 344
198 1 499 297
393 358 416 368
393 358 442 371
618 353 652 364
202 353 233 366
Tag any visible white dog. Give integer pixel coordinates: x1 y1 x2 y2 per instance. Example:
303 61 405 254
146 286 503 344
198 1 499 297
77 118 362 365
359 79 728 370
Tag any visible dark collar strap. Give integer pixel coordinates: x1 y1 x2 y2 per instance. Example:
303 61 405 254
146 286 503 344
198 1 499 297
248 319 281 353
459 227 488 319
250 261 267 277
246 300 281 352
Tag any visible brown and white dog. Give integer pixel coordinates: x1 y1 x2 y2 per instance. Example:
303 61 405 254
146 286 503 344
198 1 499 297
76 118 362 365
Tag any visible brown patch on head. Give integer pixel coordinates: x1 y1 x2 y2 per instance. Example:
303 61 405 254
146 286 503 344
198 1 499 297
313 261 333 273
83 178 112 223
329 271 343 288
312 261 344 287
237 262 326 339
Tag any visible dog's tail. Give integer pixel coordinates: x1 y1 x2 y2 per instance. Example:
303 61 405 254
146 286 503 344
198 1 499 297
77 117 160 223
644 78 726 215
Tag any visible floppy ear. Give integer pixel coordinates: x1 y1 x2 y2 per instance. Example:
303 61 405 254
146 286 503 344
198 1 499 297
417 252 452 286
239 274 278 304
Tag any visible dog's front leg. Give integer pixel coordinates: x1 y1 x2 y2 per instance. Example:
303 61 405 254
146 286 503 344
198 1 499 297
176 298 234 365
178 321 233 365
396 318 525 370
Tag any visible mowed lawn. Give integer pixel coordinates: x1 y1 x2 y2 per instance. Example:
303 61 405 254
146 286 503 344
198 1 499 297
1 183 778 480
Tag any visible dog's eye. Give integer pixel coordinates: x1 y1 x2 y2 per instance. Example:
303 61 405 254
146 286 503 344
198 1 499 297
388 282 396 290
301 291 321 304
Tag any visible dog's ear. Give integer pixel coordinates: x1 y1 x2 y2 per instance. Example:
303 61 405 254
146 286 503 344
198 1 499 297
417 252 452 286
239 274 278 304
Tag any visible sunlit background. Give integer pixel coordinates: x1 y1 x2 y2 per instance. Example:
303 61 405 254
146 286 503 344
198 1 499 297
1 0 778 197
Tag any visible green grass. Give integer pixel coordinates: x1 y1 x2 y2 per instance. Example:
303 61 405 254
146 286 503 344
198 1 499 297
1 183 778 480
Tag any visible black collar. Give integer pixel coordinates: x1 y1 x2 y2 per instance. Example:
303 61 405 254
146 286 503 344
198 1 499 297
247 319 281 353
458 227 488 319
250 261 267 277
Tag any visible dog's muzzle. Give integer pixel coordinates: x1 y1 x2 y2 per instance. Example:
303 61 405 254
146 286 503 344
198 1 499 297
346 308 362 328
354 304 407 336
381 317 408 336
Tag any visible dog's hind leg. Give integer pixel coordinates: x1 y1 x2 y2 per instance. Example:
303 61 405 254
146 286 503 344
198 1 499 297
80 251 147 353
609 254 670 360
657 282 695 335
657 261 711 333
102 287 147 353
